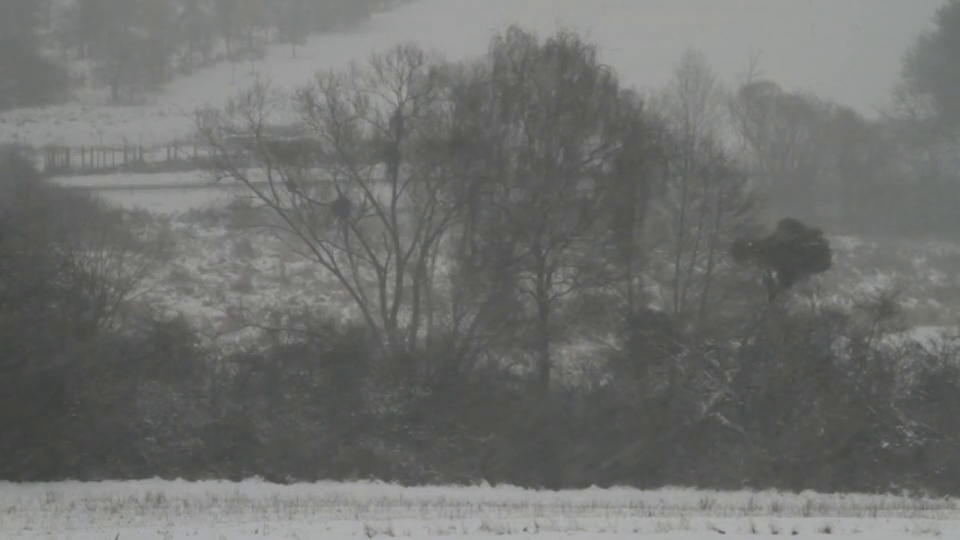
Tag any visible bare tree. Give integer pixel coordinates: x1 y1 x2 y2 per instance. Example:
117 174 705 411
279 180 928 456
203 29 657 388
449 27 650 389
729 77 832 222
56 200 155 339
651 50 760 332
820 106 897 231
0 150 157 477
201 44 464 358
0 150 152 341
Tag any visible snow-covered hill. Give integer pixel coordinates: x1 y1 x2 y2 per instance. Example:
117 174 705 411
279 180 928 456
0 0 939 147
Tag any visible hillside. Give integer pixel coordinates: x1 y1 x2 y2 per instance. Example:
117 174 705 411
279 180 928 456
0 0 940 148
135 209 959 354
10 0 953 346
4 0 960 503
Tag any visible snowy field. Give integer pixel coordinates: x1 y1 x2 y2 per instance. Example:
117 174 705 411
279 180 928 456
1 480 958 539
92 187 232 215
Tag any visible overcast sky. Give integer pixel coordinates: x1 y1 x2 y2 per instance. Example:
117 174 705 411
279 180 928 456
369 0 943 117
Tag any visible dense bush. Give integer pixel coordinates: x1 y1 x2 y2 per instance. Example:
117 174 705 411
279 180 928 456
3 257 959 493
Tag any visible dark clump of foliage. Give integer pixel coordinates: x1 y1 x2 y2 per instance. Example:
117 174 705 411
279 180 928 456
732 218 833 301
0 1 70 110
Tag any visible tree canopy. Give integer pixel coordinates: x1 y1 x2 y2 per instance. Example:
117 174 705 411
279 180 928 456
902 0 960 129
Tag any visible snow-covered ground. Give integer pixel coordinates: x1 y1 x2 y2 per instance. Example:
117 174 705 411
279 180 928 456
134 209 960 340
1 480 957 539
51 171 233 214
0 0 938 148
52 180 948 348
824 235 960 329
51 171 215 189
96 187 232 215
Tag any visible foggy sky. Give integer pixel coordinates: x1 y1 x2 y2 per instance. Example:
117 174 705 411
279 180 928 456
370 0 942 117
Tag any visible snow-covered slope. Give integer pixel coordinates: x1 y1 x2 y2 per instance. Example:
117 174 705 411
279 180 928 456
115 204 957 355
0 0 938 147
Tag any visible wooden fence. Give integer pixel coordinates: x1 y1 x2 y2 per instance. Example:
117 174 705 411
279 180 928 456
43 143 208 176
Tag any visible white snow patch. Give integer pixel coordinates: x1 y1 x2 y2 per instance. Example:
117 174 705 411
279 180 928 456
50 171 216 189
1 480 959 539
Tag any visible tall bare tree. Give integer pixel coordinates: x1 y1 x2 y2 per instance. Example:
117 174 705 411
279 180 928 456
449 27 651 389
201 45 463 358
651 50 760 332
893 0 960 237
729 77 832 222
901 0 960 133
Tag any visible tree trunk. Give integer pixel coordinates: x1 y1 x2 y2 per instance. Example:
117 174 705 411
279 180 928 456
535 283 552 391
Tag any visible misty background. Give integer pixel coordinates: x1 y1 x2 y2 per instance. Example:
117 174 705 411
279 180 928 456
372 0 940 117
